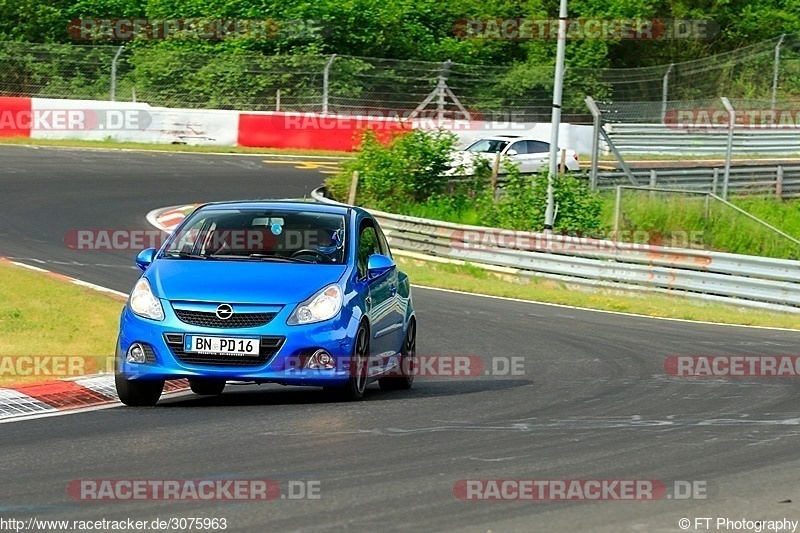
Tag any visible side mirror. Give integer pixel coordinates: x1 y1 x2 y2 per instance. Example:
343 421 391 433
367 253 395 279
505 149 518 156
135 248 156 272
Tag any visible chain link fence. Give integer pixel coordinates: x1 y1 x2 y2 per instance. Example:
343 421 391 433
2 35 800 122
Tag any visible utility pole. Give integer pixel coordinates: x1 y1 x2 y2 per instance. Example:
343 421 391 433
545 0 568 232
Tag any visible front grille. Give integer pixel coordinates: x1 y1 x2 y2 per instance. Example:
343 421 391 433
164 333 285 367
141 344 157 364
174 309 277 328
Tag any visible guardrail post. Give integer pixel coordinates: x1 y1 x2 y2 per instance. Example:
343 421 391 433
776 165 784 200
721 97 735 200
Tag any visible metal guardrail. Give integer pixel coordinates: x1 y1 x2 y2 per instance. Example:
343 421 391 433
311 187 800 313
594 164 800 198
605 123 800 155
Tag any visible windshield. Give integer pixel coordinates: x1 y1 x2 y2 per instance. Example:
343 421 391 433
162 208 346 264
465 139 510 154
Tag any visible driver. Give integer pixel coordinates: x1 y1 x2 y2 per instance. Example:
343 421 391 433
315 228 341 259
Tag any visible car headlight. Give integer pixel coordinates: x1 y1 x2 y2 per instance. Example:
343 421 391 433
129 278 165 321
288 284 343 325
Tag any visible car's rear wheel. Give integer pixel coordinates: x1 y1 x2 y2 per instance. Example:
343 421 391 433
189 379 226 396
379 318 416 391
115 373 164 406
325 323 369 401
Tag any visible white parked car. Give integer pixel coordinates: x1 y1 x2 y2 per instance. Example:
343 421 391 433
448 135 581 175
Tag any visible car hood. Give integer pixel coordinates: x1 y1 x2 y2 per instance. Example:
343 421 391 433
146 259 347 304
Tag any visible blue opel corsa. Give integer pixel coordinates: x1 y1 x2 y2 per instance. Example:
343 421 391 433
116 201 416 406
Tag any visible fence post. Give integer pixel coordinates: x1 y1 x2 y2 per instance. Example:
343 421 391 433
649 169 657 198
721 97 735 200
110 45 124 101
491 152 501 193
776 165 784 200
661 63 674 122
711 168 719 195
614 185 622 237
585 96 601 190
772 35 786 109
322 54 336 114
347 171 359 204
276 89 281 112
437 60 452 125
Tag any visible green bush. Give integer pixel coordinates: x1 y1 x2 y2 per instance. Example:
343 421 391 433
326 128 461 211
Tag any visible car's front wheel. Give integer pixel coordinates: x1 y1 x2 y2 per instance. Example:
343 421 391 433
189 379 226 396
325 322 369 401
115 373 164 406
379 318 415 391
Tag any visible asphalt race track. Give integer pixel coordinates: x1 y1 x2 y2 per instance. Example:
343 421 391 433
2 145 800 532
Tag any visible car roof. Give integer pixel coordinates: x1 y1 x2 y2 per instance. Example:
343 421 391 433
197 200 353 216
475 135 549 142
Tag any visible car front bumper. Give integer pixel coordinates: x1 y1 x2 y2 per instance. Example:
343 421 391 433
117 302 361 387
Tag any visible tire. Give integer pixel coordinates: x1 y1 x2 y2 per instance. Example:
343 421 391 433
189 379 226 396
326 323 370 401
115 372 164 406
379 318 416 391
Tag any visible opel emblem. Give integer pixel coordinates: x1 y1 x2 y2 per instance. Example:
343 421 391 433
215 304 234 320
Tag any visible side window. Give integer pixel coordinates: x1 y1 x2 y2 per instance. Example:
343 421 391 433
527 140 550 154
357 222 381 279
508 141 527 155
374 221 392 259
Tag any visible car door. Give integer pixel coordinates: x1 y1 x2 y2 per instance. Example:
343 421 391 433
525 140 551 172
505 140 531 172
356 220 399 361
374 220 405 351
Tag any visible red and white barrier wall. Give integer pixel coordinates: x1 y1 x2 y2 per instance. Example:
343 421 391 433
0 96 593 153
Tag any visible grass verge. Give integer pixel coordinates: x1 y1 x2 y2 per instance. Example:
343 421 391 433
0 137 353 158
395 255 800 330
0 262 123 387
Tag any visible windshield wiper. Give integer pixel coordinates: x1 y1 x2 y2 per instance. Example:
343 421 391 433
162 250 210 260
247 253 314 263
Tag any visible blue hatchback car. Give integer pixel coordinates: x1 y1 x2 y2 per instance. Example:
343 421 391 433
116 201 416 406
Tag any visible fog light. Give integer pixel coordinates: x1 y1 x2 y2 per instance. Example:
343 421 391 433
306 349 335 370
126 343 147 364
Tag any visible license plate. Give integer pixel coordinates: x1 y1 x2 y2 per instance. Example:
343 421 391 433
184 335 259 356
